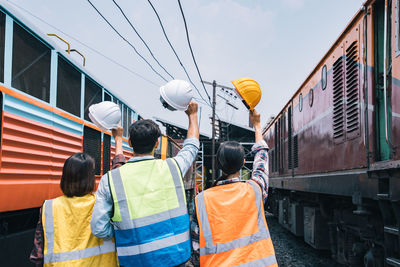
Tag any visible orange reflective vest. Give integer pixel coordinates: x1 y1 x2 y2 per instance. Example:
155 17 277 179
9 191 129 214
195 180 277 267
42 194 118 267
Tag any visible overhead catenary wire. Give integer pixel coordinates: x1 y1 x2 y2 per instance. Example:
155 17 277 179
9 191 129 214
6 0 160 87
87 0 169 83
112 0 174 80
176 0 212 104
147 0 211 107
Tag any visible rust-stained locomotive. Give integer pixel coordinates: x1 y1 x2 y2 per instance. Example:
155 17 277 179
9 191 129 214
263 0 400 265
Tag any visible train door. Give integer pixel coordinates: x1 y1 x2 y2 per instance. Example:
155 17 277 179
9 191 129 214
373 0 393 161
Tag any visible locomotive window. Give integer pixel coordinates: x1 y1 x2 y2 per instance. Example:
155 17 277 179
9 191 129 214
123 105 128 137
104 92 111 102
128 109 132 130
309 89 314 107
112 96 118 104
0 93 3 151
321 65 327 90
103 133 111 174
57 57 81 117
299 93 303 112
83 126 101 175
0 12 5 83
84 77 102 121
12 22 51 102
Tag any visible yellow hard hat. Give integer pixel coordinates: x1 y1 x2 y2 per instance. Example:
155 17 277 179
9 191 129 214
231 78 261 111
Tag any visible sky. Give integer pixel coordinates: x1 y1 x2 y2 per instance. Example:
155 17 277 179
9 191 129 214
2 0 365 136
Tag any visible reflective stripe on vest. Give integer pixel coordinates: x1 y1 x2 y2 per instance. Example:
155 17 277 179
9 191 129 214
110 158 190 256
197 180 277 266
110 158 187 230
43 199 115 264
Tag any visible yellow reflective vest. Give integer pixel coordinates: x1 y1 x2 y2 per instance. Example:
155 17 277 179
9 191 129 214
42 194 117 267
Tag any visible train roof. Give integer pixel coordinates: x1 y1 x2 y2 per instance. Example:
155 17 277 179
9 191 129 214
0 1 142 117
263 0 371 133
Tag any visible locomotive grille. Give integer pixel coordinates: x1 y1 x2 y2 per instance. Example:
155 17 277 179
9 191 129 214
332 56 345 142
288 106 293 170
293 135 298 168
103 134 111 174
345 41 360 138
83 126 101 175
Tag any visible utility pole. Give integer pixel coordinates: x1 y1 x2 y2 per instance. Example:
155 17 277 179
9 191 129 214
211 80 217 185
202 80 238 185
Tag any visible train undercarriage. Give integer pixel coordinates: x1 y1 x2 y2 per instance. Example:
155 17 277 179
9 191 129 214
266 164 400 266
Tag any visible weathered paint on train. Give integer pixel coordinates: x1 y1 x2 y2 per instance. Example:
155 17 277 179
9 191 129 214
264 0 400 178
0 83 134 212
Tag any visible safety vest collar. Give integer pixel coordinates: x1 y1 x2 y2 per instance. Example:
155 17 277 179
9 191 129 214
110 158 187 230
197 180 271 256
43 199 115 264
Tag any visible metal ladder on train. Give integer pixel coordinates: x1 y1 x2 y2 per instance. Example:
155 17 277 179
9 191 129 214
375 167 400 266
195 143 205 193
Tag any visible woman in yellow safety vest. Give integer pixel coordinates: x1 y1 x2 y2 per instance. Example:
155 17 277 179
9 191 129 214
192 110 277 266
30 153 117 267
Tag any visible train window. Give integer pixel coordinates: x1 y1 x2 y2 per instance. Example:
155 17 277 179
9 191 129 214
104 92 111 102
0 12 5 83
112 96 118 104
298 93 303 112
12 22 51 102
103 134 111 174
309 89 314 107
57 57 81 117
123 105 128 137
128 109 132 130
0 93 3 151
321 65 327 90
84 77 102 121
83 126 101 175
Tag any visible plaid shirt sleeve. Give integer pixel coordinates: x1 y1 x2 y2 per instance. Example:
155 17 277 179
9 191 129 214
250 140 270 201
112 154 126 169
190 211 200 266
30 207 43 266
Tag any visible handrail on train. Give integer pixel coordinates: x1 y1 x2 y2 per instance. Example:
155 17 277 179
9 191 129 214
69 49 86 66
47 33 70 54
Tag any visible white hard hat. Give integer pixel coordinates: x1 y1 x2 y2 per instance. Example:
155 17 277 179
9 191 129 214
160 80 193 111
88 101 121 131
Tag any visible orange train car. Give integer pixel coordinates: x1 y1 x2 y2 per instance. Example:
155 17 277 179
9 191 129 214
0 3 142 265
263 0 400 265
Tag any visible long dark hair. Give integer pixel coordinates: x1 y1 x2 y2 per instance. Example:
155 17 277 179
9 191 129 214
60 153 95 197
214 141 245 186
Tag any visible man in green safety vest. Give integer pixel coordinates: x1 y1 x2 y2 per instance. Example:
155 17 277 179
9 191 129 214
91 102 199 267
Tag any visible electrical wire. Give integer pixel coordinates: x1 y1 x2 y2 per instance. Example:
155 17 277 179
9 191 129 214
147 0 211 107
112 0 174 80
87 0 168 82
176 0 212 104
6 0 160 87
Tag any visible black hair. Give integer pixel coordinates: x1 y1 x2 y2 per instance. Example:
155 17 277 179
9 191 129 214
129 119 161 154
60 153 95 197
215 141 245 184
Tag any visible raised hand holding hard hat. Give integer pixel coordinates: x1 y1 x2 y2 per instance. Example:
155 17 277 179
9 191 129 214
160 80 194 111
89 101 121 131
231 77 261 111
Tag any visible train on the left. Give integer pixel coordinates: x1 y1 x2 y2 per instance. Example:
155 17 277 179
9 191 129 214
0 3 177 265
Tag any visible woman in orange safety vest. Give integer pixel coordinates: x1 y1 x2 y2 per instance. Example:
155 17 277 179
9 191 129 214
193 110 277 266
30 153 117 267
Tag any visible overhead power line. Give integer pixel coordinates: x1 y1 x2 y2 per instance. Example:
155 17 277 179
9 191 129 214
147 0 211 107
6 0 160 87
87 0 168 82
177 0 212 104
112 0 174 80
